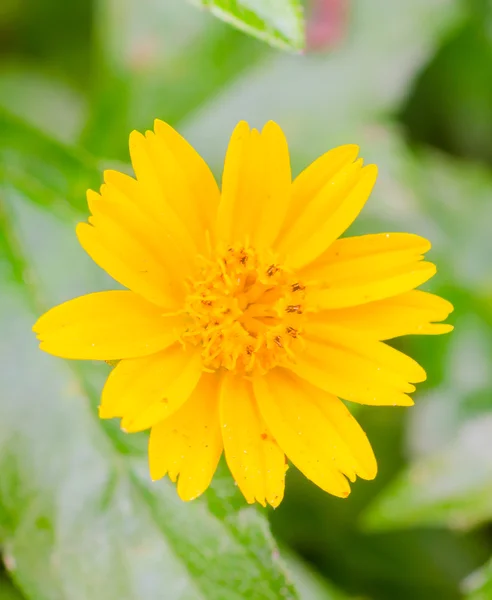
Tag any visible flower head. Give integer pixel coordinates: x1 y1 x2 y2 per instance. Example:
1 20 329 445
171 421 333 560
33 120 453 506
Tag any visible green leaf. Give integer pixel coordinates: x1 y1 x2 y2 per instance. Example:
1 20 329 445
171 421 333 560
188 0 305 51
81 0 268 159
464 558 492 600
0 64 85 144
404 315 492 460
82 0 461 161
0 113 299 600
282 549 351 600
0 108 100 215
362 414 492 532
181 0 464 169
0 574 24 600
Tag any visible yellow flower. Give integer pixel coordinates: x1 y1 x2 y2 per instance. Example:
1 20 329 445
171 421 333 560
33 120 453 507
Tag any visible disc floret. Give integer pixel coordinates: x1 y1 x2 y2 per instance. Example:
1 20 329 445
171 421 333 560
183 246 307 374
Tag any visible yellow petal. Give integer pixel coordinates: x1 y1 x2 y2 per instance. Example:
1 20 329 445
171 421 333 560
80 188 187 308
289 333 416 406
154 119 220 241
216 121 292 249
99 344 202 432
143 130 209 249
149 373 222 501
33 291 185 360
308 260 437 310
306 322 426 380
103 166 198 264
87 183 193 294
252 121 292 248
312 290 454 340
254 369 377 497
217 121 250 244
128 130 198 255
217 122 263 245
275 147 377 268
102 169 139 199
219 372 286 507
311 381 378 481
301 232 431 281
281 144 360 233
277 158 363 255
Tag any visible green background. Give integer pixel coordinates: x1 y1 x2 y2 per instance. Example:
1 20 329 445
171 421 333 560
1 0 492 598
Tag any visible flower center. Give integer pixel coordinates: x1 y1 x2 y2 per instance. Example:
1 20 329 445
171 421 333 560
183 246 307 375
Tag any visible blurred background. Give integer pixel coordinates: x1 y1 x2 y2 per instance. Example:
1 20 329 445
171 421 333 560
1 0 492 599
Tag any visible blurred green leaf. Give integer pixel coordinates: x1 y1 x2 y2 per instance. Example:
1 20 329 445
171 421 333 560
81 0 267 159
188 0 305 51
464 558 492 600
0 114 299 600
405 315 492 460
0 64 86 143
402 9 492 165
0 108 100 215
283 549 351 600
0 574 24 600
81 0 463 161
182 0 464 166
362 414 492 532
